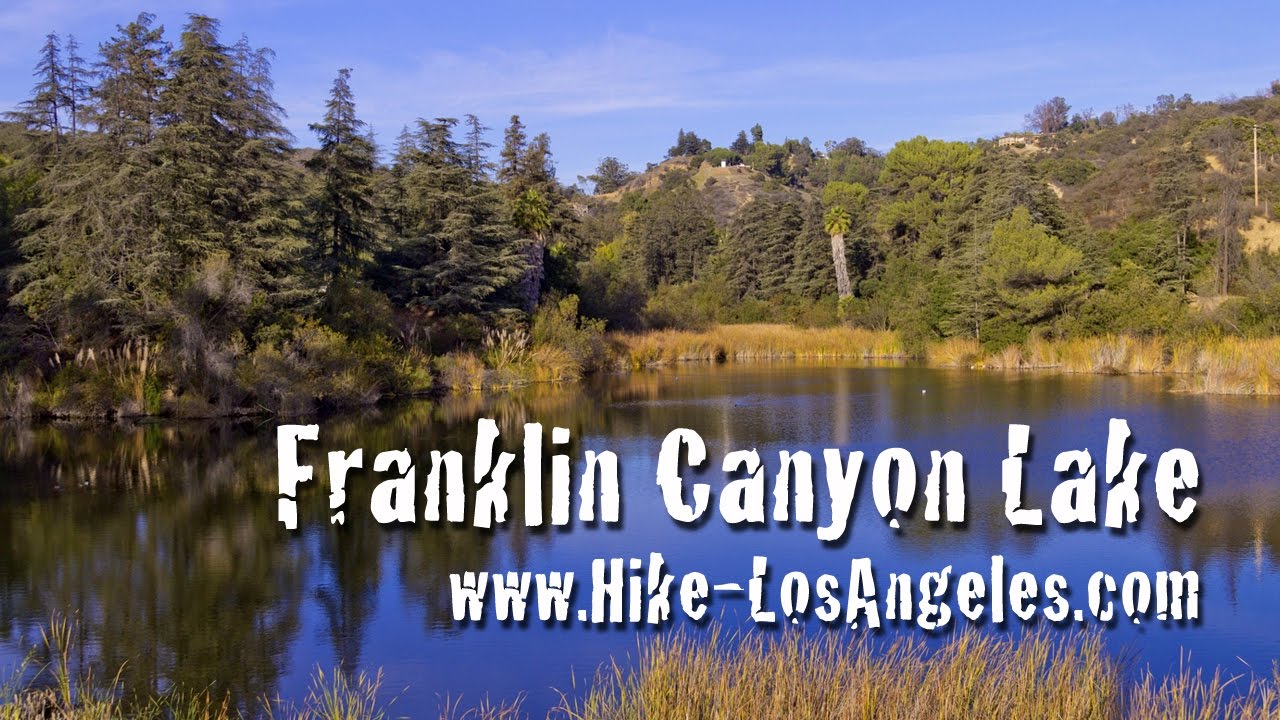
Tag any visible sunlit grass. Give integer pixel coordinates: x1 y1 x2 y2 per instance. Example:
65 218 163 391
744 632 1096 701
608 325 1280 395
612 324 906 369
4 619 1279 718
556 627 1280 720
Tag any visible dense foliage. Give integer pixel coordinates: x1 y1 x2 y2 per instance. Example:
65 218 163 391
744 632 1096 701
2 13 1279 415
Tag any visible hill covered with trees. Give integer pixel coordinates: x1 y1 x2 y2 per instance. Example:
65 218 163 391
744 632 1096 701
1 12 1279 417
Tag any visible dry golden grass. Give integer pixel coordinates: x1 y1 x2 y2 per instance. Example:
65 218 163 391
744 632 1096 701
557 627 1280 720
981 344 1025 370
1173 337 1280 395
525 346 582 383
434 352 486 393
612 324 904 369
6 620 1280 719
610 325 1280 395
925 337 980 368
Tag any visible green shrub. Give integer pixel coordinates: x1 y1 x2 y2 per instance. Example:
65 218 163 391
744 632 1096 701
643 282 720 331
235 321 423 415
531 295 607 372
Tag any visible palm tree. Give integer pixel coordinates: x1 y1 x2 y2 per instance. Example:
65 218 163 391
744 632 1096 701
823 206 853 298
513 188 552 312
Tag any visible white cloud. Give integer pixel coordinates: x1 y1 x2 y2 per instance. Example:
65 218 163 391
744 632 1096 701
325 31 1083 150
349 32 724 123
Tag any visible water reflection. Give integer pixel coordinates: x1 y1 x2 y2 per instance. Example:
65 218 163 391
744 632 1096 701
0 364 1276 714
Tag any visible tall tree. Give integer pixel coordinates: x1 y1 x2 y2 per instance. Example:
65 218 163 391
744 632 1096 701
822 181 869 299
512 188 551 311
147 15 305 396
462 113 492 181
724 197 801 300
497 114 527 186
7 33 70 150
667 128 711 158
63 35 90 136
307 68 379 280
877 136 980 258
94 13 169 146
823 207 853 299
979 207 1085 346
10 21 175 344
631 175 716 288
378 118 523 320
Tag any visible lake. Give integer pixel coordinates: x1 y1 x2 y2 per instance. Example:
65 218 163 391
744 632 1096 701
1 364 1277 716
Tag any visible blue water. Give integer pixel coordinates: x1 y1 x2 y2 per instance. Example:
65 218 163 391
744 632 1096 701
1 364 1277 715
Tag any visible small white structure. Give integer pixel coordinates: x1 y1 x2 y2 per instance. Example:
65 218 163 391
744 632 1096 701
997 135 1031 147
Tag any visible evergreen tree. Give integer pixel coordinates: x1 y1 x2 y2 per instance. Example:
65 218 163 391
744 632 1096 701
667 129 711 158
978 207 1085 346
497 114 527 186
631 175 717 288
307 68 379 280
724 197 800 300
462 113 493 181
10 22 174 343
877 136 980 259
63 35 90 136
154 16 304 283
94 13 169 146
788 200 838 300
6 33 70 152
581 157 634 194
146 15 305 395
378 119 523 320
1151 147 1205 294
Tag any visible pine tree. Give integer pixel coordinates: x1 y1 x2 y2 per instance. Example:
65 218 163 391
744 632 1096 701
497 114 526 186
10 26 175 342
725 197 800 300
63 35 90 136
631 177 717 288
462 113 493 181
307 68 379 280
94 13 169 146
378 119 523 319
6 33 70 152
788 200 837 300
145 15 305 395
154 16 303 281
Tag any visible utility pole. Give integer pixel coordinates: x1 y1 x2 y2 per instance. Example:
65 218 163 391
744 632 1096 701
1254 124 1261 209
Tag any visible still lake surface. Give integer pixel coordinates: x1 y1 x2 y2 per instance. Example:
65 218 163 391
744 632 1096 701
1 364 1278 715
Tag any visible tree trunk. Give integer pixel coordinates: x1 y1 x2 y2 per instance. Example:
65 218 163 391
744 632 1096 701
521 234 545 313
830 233 851 298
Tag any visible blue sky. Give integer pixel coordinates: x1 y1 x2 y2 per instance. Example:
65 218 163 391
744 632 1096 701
2 0 1277 184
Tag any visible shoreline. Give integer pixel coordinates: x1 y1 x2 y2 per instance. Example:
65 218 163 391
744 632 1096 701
2 324 1277 422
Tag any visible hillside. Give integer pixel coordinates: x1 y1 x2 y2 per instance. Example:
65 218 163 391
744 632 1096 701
593 156 814 226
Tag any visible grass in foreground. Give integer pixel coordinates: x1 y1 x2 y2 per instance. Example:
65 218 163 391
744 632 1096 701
4 621 1279 719
561 628 1280 720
